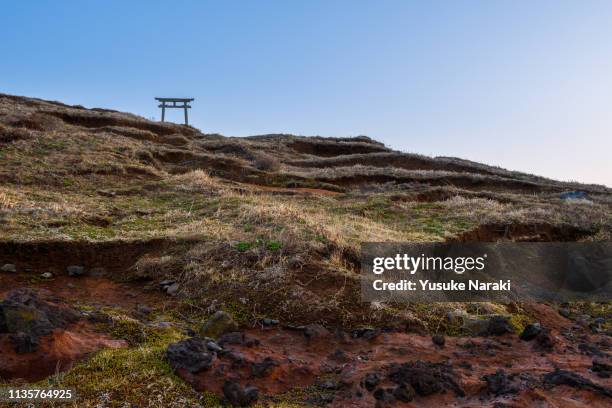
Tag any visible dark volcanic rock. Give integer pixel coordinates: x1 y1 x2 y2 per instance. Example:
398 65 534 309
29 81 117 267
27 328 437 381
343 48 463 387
487 316 513 336
388 360 465 397
261 318 279 327
534 328 555 352
166 337 214 373
373 387 394 402
558 308 571 318
303 324 330 341
483 369 520 396
432 334 445 347
520 323 542 341
9 332 39 354
543 369 612 398
361 372 380 392
67 265 85 277
351 327 380 340
222 380 258 406
393 384 415 402
218 331 245 346
592 359 611 378
0 288 79 353
252 357 277 378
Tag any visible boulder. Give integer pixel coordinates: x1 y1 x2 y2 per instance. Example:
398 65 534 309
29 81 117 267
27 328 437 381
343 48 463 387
487 316 513 336
199 311 239 339
166 337 214 373
0 289 80 353
519 323 542 341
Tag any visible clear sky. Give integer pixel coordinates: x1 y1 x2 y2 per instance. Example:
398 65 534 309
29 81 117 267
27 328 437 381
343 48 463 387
2 1 611 186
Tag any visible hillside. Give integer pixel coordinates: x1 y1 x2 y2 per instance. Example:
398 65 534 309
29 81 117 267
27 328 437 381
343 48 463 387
0 94 611 407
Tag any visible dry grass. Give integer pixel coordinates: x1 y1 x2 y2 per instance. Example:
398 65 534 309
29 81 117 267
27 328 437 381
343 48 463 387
252 151 281 171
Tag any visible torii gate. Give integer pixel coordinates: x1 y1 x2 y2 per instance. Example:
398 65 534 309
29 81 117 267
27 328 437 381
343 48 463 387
155 97 194 125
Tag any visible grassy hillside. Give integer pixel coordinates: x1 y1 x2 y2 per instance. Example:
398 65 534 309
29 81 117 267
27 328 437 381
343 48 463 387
1 94 611 407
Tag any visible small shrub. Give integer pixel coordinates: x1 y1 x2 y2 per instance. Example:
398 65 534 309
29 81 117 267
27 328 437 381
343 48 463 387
235 241 253 251
252 152 280 171
266 240 283 251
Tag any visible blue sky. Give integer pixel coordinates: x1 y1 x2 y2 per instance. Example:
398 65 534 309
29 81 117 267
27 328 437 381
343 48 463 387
2 1 611 186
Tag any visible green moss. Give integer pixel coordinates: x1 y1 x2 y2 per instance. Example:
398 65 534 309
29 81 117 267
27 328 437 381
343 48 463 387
39 327 207 407
508 313 532 334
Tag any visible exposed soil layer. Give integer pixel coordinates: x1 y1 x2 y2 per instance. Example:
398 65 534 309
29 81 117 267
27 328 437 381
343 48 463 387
454 223 594 242
0 238 185 276
288 140 390 157
317 173 551 194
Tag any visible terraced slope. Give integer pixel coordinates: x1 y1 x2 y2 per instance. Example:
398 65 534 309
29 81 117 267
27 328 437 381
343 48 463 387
0 94 610 407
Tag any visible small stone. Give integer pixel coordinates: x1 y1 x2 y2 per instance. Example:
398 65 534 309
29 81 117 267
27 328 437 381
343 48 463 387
303 324 330 341
222 381 258 407
328 348 350 363
199 311 239 339
393 384 415 402
520 323 542 341
89 267 107 277
1 264 17 273
483 369 520 396
223 350 246 367
252 357 277 377
373 388 394 402
362 372 380 392
165 283 179 296
136 305 152 315
559 308 571 318
261 318 279 326
159 279 175 287
206 340 223 352
432 334 445 347
534 328 555 352
67 265 85 277
351 327 380 340
40 272 53 279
